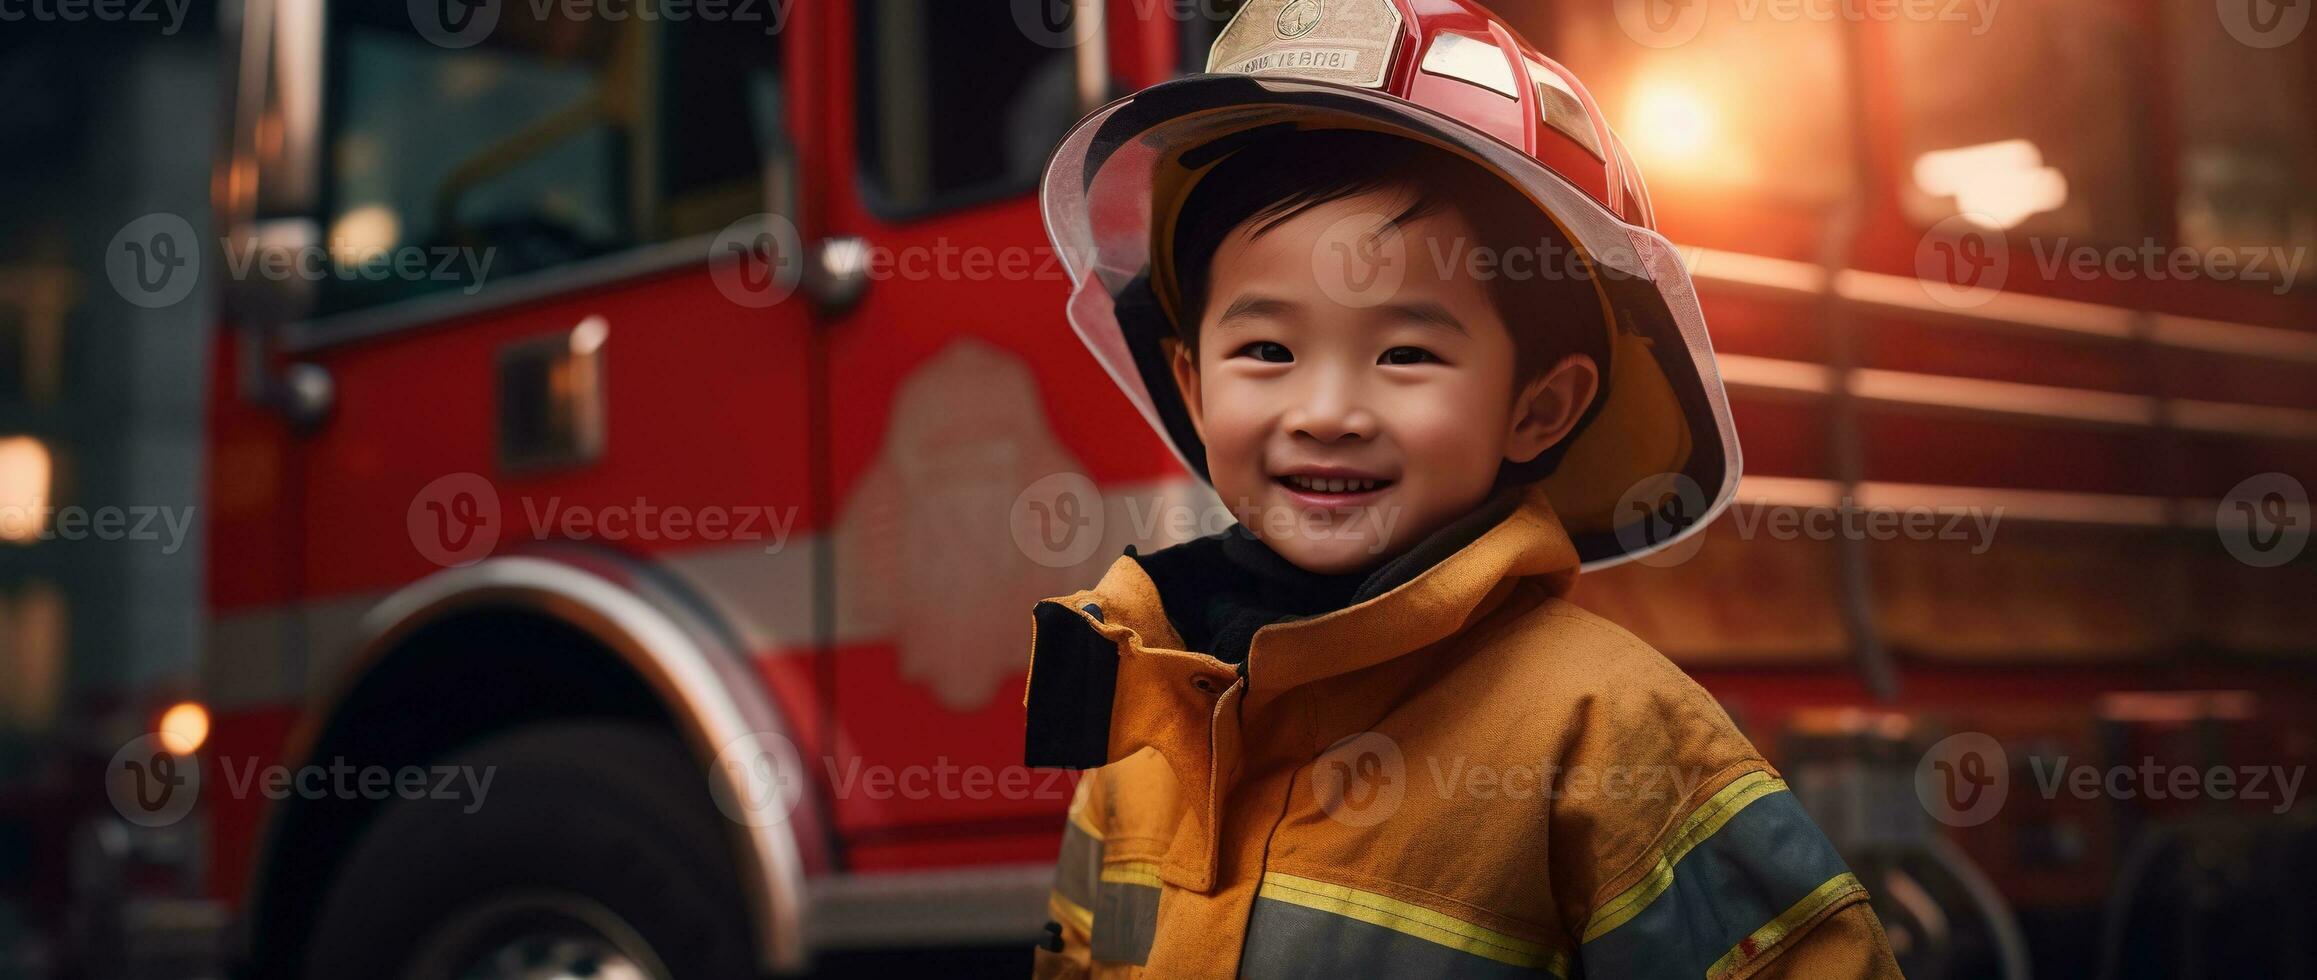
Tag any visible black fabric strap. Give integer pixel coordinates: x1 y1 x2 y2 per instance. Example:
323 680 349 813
1129 484 1526 664
1023 600 1122 770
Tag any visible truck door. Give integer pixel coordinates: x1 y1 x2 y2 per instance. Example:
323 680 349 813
210 0 830 832
812 0 1197 864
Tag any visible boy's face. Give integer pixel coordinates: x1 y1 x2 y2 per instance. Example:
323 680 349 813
1170 187 1599 575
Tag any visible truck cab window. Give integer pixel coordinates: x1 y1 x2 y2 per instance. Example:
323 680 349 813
1888 2 2144 240
324 8 630 314
320 6 785 316
2164 1 2316 274
854 0 1084 218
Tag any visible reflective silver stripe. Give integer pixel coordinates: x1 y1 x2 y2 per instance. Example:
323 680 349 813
1054 817 1102 913
1579 782 1860 980
1241 892 1566 980
1091 862 1160 965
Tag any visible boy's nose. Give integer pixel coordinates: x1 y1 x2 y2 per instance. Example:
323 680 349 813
1285 392 1378 444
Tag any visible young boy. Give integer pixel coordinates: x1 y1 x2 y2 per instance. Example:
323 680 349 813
1023 2 1903 977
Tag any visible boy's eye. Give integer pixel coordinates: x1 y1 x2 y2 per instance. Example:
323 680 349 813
1233 341 1294 363
1380 346 1441 365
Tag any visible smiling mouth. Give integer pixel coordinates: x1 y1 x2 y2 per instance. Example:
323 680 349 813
1276 474 1395 495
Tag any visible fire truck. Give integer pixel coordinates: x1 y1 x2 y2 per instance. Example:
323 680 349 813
179 0 2315 977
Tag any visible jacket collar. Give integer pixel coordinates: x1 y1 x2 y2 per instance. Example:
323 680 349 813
1022 482 1583 770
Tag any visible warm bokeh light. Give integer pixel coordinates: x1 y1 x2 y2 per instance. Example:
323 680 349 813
0 436 53 545
1620 74 1762 186
328 203 402 269
1911 138 2070 230
570 314 610 356
159 701 210 756
1627 80 1714 162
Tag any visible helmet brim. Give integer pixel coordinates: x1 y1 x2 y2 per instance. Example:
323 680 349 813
1039 73 1741 571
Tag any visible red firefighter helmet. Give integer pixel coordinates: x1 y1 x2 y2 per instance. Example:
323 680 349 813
1039 0 1740 569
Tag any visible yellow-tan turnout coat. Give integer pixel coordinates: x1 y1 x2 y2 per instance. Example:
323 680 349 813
1022 486 1902 979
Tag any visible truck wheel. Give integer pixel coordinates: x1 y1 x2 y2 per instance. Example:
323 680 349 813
302 720 758 980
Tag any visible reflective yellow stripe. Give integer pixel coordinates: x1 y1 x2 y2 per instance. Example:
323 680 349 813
1704 872 1866 978
1582 770 1786 942
1257 871 1569 975
1052 892 1094 933
1100 860 1163 888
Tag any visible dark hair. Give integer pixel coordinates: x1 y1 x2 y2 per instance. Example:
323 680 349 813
1165 127 1612 481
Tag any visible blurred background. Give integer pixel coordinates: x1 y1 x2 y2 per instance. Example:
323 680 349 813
0 0 2312 977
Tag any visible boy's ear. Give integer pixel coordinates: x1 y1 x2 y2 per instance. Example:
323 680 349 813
1504 353 1600 466
1164 336 1206 442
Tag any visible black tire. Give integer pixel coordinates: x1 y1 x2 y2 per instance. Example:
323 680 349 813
302 720 758 980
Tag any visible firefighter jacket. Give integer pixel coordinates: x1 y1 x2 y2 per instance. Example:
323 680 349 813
1020 483 1903 979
